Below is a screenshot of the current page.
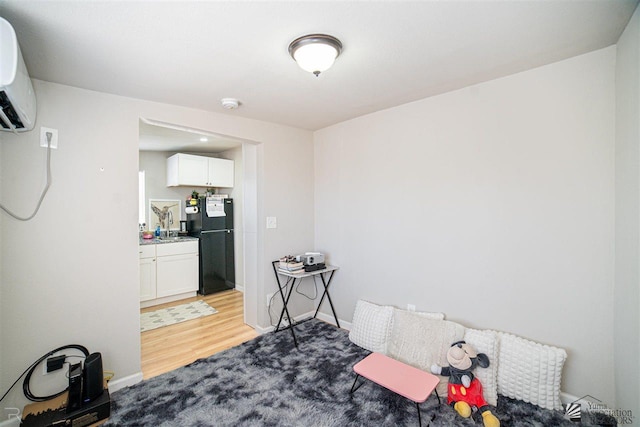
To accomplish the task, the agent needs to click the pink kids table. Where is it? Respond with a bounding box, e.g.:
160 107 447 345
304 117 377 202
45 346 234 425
350 352 441 426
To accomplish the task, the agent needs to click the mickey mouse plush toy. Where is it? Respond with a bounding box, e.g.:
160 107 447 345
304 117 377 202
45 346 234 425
431 341 500 427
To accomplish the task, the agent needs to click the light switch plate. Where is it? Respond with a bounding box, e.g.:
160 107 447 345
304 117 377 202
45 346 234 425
40 127 58 149
266 216 277 229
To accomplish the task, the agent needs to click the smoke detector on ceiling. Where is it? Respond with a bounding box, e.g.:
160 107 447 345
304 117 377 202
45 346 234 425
221 98 240 110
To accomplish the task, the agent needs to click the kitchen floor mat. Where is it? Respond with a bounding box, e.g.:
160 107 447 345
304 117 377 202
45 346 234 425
140 300 218 332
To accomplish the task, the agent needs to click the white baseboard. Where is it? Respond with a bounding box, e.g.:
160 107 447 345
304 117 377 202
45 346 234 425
256 311 350 334
254 324 271 334
235 284 245 293
108 372 143 392
255 312 313 334
315 311 351 331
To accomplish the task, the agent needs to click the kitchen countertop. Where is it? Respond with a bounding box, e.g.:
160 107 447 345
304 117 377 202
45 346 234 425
139 235 199 245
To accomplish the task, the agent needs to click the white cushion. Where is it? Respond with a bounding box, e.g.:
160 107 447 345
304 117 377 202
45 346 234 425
386 310 465 397
348 300 394 353
398 308 445 320
464 328 499 406
496 331 567 411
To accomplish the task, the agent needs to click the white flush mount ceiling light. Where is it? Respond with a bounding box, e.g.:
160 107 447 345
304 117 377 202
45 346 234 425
288 34 342 77
221 98 240 110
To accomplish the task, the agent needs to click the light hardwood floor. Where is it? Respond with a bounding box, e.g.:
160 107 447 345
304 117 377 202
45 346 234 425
140 290 258 379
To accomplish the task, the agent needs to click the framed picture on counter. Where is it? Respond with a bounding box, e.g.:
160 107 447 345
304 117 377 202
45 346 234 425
149 199 181 231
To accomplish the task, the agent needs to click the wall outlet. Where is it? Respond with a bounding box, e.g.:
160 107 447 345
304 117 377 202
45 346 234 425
40 127 58 149
407 304 416 312
266 293 274 307
266 216 277 229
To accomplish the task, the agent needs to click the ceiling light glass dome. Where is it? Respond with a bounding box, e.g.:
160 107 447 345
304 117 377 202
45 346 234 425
288 34 342 76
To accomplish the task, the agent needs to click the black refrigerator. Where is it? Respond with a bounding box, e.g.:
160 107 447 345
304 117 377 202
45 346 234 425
187 197 235 295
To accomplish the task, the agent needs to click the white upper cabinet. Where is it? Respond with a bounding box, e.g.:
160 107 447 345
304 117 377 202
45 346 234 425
167 153 234 188
167 153 208 186
208 157 234 187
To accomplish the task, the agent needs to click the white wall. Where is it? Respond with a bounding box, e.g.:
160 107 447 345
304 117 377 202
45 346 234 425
0 80 314 408
139 151 193 224
314 47 616 403
615 4 640 418
0 82 140 406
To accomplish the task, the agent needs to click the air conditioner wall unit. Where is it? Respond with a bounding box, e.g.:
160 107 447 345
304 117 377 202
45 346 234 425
0 16 36 132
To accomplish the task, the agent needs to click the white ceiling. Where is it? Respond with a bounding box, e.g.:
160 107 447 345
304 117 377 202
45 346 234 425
1 1 638 131
138 119 243 153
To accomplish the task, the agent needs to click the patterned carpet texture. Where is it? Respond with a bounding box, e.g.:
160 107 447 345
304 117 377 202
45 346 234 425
108 319 615 426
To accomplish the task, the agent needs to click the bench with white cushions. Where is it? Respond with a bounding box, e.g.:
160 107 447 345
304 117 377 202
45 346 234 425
348 300 567 412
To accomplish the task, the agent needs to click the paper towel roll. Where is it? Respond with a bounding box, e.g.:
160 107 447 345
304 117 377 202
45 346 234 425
185 206 199 214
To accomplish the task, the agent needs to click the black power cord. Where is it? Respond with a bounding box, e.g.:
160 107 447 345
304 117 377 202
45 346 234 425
0 344 90 404
23 344 90 402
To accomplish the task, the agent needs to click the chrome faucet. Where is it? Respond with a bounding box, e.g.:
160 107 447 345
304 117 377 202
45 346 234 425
166 210 174 237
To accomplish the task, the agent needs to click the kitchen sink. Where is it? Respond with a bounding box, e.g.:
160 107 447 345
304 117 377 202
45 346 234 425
140 235 196 244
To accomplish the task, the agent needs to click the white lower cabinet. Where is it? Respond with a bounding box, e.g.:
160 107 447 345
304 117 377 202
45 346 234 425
139 241 199 305
139 245 157 302
156 253 199 297
139 257 157 302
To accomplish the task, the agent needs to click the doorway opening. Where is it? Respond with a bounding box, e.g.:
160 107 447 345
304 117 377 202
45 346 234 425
137 118 259 378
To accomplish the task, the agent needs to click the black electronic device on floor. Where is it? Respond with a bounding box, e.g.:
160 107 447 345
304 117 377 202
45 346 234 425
66 363 83 413
83 352 104 403
66 351 104 413
23 351 109 426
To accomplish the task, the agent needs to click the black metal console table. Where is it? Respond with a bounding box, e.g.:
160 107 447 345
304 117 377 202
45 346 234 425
271 260 340 347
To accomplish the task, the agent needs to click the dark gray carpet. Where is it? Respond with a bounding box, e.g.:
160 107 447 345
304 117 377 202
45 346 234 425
107 319 615 426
